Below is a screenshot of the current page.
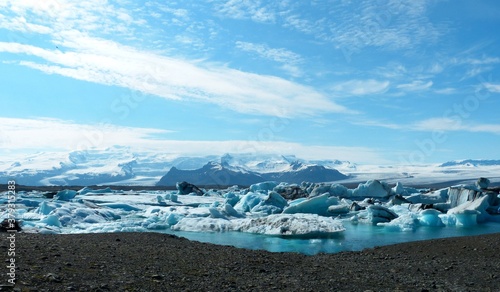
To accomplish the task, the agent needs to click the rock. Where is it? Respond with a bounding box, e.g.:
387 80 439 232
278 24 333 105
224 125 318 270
388 194 410 205
273 184 307 200
476 177 490 189
44 273 62 283
364 205 398 224
350 202 364 211
0 218 22 232
176 181 204 196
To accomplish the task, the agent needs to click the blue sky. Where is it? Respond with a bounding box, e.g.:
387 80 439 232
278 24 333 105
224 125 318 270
0 0 499 165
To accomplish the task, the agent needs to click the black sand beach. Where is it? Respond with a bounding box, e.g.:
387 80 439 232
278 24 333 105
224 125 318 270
2 232 499 291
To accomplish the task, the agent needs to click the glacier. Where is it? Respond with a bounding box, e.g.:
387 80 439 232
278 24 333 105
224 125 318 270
3 148 500 187
2 178 500 255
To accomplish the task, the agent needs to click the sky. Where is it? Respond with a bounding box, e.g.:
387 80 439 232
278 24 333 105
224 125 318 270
0 0 499 165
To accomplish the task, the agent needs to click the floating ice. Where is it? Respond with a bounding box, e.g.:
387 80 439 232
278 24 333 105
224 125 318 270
2 178 499 252
405 188 448 204
418 209 444 227
283 193 339 216
54 189 77 201
171 213 345 237
235 214 345 237
352 180 392 198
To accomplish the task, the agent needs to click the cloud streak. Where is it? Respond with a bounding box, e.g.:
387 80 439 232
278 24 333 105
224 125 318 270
331 79 390 96
412 118 500 135
0 117 385 163
0 2 347 118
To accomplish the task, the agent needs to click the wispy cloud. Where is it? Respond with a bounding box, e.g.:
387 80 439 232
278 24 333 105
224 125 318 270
0 2 348 117
0 117 173 151
235 41 303 76
412 118 500 134
350 119 403 130
235 41 301 64
0 117 385 163
485 83 500 93
214 0 276 23
434 87 457 95
396 80 433 92
330 79 390 96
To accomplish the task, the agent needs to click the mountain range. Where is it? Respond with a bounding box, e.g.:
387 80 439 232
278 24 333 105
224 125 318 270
1 147 498 186
156 160 348 187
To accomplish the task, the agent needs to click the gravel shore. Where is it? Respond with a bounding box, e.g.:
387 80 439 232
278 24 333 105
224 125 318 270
1 232 499 291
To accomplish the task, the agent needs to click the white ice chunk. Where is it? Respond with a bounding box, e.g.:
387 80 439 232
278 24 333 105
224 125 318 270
377 213 418 231
224 192 240 206
283 193 339 216
405 188 448 204
327 204 350 215
164 193 179 203
448 186 480 208
418 209 444 227
233 192 267 213
352 180 391 198
448 195 491 223
97 203 142 211
171 217 232 232
250 181 278 193
329 184 350 198
235 214 345 237
224 203 244 218
357 205 398 224
39 214 62 227
37 201 57 215
250 191 287 215
54 190 77 201
209 207 227 219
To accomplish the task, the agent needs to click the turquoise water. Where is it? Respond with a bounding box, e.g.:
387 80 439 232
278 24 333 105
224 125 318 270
158 222 500 255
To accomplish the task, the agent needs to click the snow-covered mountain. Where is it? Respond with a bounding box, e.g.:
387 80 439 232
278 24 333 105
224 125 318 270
1 147 499 186
156 160 349 186
0 148 352 186
439 159 500 167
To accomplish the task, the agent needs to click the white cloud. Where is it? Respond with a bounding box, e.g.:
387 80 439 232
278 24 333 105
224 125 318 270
0 117 173 151
434 87 457 95
285 1 444 53
215 0 276 23
331 79 390 96
0 1 349 118
412 118 500 134
235 41 302 64
235 41 303 77
484 83 500 93
350 119 403 130
396 80 433 92
0 117 386 164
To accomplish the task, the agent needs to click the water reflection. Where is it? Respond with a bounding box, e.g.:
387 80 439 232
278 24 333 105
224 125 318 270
158 222 500 255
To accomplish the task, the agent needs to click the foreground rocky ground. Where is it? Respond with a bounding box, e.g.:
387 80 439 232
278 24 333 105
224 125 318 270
1 232 499 291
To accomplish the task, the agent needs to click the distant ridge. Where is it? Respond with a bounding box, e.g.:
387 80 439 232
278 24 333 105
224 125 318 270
439 159 500 167
156 161 348 186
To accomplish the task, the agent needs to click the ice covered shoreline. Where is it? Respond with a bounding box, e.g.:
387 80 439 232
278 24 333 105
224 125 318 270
2 177 500 255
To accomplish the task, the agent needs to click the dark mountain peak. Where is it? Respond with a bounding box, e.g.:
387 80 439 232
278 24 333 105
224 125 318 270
289 160 305 170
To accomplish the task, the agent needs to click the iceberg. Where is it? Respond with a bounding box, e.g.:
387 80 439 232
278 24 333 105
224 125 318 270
171 217 232 232
357 205 398 224
3 176 500 255
54 189 77 201
352 180 392 198
283 193 339 216
235 214 345 237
